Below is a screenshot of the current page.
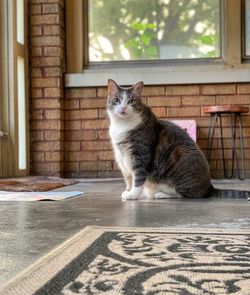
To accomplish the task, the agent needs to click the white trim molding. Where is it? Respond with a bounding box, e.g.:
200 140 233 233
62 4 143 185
65 64 250 87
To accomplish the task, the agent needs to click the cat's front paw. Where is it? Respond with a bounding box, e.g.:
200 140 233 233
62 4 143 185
121 190 139 201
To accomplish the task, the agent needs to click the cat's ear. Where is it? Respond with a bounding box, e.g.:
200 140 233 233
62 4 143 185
132 81 144 97
108 79 119 96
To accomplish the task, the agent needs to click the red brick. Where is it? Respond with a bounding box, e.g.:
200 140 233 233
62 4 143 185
64 162 79 172
81 141 112 151
65 109 98 120
30 68 43 77
31 36 60 46
45 110 61 119
237 84 250 94
42 4 59 14
32 120 62 130
151 107 166 117
32 98 60 109
32 152 45 162
98 109 108 118
44 67 61 77
31 131 44 141
81 119 109 130
43 47 62 57
64 99 79 110
167 107 200 118
32 110 43 120
44 130 61 141
65 130 97 141
98 130 110 140
143 86 165 96
202 84 236 95
29 4 42 15
43 25 60 35
64 142 81 151
31 88 43 98
45 151 61 161
148 96 180 107
31 162 61 176
80 98 106 109
32 57 61 67
66 88 96 98
31 47 42 57
216 95 250 105
65 151 97 161
79 161 113 171
65 120 81 130
32 77 60 88
166 85 200 95
44 87 62 97
33 141 61 151
97 151 114 161
182 96 215 106
97 87 107 97
30 14 59 26
30 26 42 36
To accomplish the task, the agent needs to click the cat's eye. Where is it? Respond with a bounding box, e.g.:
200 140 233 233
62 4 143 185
112 97 120 104
128 98 136 105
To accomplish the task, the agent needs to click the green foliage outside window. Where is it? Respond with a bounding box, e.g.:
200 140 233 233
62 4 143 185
88 0 221 62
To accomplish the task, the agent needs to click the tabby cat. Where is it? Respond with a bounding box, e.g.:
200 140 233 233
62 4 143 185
107 79 249 201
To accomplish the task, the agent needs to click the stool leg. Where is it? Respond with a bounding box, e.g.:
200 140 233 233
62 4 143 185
238 114 245 180
219 114 232 178
206 113 218 163
229 113 237 179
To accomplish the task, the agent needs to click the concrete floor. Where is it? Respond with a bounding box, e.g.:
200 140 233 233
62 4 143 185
0 178 250 285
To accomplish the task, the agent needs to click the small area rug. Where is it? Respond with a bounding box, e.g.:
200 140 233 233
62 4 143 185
1 227 250 295
0 176 78 192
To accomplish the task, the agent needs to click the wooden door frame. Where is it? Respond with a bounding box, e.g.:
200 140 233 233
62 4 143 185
0 0 29 177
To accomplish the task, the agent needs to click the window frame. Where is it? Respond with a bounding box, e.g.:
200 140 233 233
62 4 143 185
243 0 250 59
0 0 29 177
65 0 250 87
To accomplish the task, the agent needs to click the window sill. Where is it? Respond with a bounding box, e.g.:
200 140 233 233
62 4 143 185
65 64 250 87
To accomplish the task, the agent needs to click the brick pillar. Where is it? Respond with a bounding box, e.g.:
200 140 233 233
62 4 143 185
29 0 65 176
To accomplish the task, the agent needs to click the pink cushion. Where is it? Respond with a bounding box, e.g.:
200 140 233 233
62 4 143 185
171 120 197 142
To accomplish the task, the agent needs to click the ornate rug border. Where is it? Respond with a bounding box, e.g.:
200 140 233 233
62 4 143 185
1 226 250 295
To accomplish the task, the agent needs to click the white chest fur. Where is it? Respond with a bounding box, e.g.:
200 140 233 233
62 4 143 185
108 110 142 143
108 111 142 174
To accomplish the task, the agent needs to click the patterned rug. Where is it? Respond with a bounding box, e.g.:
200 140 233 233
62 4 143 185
0 177 77 192
1 227 250 295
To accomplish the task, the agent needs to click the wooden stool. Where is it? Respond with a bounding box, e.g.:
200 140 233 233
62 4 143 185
203 105 249 180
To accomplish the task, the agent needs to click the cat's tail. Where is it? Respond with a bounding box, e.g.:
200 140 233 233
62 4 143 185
209 186 250 200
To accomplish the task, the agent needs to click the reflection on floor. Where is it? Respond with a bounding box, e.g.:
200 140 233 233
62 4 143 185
0 178 250 284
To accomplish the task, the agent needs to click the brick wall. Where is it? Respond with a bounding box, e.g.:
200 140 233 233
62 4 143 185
29 0 65 176
64 84 250 179
28 0 250 179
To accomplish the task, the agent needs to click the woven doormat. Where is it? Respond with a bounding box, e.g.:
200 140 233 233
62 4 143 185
0 177 78 192
1 227 250 295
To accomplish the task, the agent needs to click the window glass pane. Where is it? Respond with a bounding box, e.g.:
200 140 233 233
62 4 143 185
17 0 24 44
17 56 27 170
245 0 250 56
88 0 221 62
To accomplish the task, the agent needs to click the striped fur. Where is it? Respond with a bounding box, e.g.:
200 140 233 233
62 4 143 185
107 80 250 201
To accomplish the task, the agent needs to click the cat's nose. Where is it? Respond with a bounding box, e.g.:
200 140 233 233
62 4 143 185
121 107 126 113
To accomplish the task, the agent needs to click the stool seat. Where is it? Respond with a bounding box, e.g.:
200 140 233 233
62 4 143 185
203 105 249 114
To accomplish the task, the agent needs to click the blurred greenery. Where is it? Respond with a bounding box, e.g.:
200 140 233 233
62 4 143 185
88 0 220 61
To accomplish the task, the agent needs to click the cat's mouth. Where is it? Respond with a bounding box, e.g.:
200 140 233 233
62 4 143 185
116 111 128 118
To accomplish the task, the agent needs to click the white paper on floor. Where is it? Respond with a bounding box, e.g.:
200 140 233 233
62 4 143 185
0 191 84 201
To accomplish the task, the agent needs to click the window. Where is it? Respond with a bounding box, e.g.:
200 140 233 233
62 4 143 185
88 0 221 62
65 0 250 87
0 0 28 176
244 0 250 56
